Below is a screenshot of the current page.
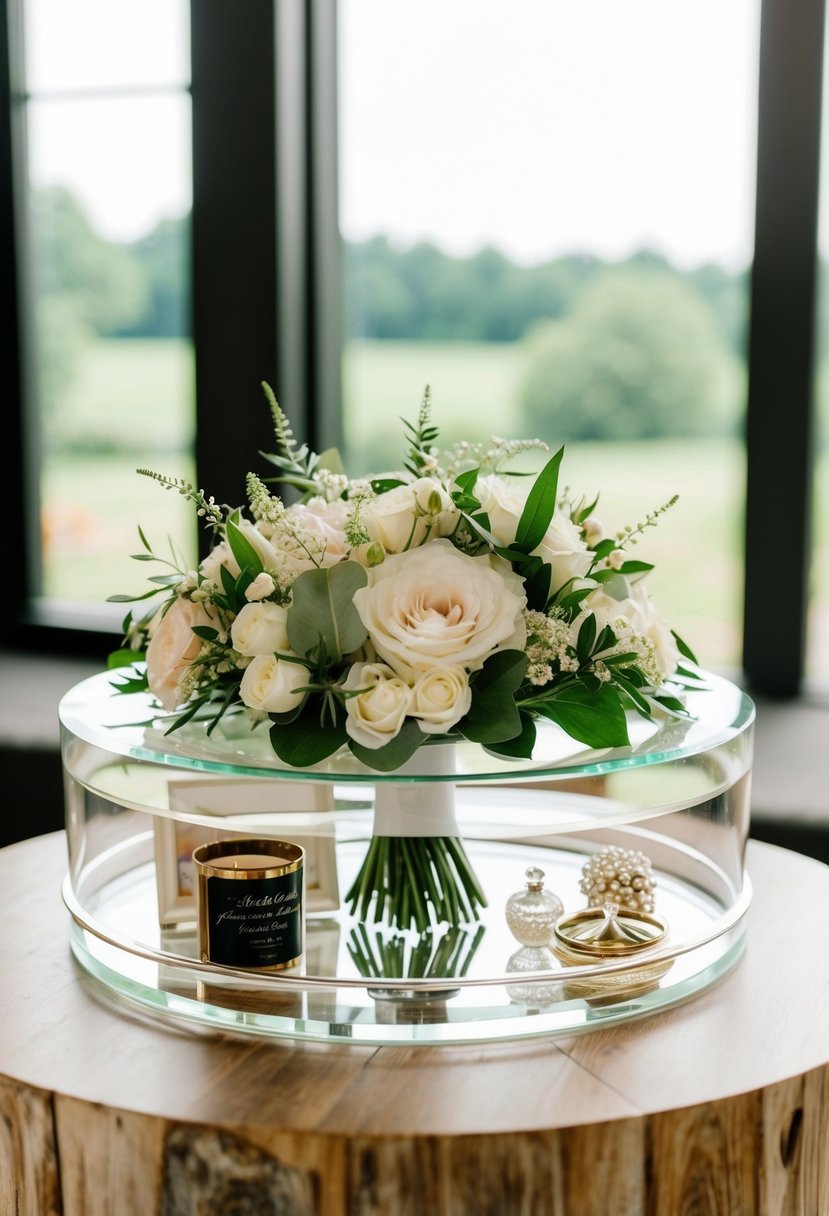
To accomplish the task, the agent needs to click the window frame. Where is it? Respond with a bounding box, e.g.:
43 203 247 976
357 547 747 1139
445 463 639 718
2 0 827 696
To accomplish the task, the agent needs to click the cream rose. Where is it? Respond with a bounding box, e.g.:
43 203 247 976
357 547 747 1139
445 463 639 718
364 478 459 553
532 511 594 595
244 571 276 601
411 666 471 734
230 601 290 657
146 597 214 712
342 662 413 749
352 539 527 681
474 474 525 545
239 654 310 713
283 498 351 568
580 582 679 682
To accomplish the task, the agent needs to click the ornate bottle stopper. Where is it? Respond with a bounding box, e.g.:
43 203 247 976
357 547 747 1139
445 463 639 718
505 866 564 947
579 846 657 914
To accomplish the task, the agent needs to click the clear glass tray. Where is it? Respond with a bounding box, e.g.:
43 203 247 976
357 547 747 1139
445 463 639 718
60 667 754 1045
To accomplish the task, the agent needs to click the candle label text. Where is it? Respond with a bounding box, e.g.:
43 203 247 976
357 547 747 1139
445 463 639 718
205 871 302 968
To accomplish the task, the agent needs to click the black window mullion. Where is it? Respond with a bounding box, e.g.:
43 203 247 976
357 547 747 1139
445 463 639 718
2 0 38 636
190 0 281 521
744 0 826 696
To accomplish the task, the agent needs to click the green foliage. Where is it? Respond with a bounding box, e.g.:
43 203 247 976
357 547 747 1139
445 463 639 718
520 266 740 442
534 682 630 749
287 562 368 663
459 650 528 744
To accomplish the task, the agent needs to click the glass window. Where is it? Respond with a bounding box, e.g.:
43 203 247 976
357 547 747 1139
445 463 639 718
338 0 759 673
18 0 194 611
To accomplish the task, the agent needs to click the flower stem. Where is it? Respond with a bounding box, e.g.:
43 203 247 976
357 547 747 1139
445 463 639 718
345 835 487 929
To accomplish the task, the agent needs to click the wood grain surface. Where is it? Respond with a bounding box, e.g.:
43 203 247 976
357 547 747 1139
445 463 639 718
0 833 828 1214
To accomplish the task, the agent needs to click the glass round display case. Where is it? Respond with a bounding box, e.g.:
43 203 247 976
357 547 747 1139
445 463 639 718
59 667 754 1045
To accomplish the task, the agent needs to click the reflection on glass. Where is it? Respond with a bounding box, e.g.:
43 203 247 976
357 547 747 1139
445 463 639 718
21 4 194 605
338 0 759 672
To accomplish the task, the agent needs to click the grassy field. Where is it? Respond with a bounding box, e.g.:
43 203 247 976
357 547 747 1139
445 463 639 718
39 337 829 675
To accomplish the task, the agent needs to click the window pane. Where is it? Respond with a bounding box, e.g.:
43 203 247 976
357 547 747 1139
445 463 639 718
338 0 758 673
19 7 194 611
25 0 189 93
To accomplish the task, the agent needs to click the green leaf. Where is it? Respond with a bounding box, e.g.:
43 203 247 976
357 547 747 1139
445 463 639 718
107 649 141 670
348 720 424 772
590 538 617 562
613 672 653 717
219 563 237 600
269 707 347 767
672 630 699 665
509 553 551 612
370 477 405 495
484 712 537 760
191 626 219 641
513 447 564 554
453 467 480 496
137 524 153 552
287 561 368 663
226 518 264 577
576 613 597 662
459 650 528 744
575 494 600 524
107 589 162 603
618 560 654 575
535 682 630 748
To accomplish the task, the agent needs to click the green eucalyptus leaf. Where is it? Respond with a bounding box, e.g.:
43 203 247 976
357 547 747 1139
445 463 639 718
513 447 564 554
287 561 368 663
535 682 630 748
348 720 424 772
269 708 347 766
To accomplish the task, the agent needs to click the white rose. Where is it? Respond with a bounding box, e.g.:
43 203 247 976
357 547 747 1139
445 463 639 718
352 538 527 681
146 597 214 712
342 662 413 749
364 478 459 553
474 474 524 545
239 654 310 713
532 511 594 595
231 602 290 656
283 498 351 568
581 582 679 682
244 572 276 601
411 666 471 734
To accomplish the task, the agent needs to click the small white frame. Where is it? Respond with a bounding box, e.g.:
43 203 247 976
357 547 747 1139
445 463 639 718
154 776 338 926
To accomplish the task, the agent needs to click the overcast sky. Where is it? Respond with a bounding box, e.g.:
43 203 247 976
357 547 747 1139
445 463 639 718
25 0 764 269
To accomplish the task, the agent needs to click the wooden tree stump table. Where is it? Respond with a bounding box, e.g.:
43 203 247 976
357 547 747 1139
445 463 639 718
1 832 828 1216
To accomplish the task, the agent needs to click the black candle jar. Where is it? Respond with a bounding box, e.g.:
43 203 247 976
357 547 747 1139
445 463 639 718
193 839 304 971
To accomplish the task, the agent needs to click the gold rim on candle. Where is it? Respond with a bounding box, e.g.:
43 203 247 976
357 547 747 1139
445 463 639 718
193 838 304 880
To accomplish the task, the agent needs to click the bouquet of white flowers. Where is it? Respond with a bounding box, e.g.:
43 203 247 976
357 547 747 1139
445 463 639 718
109 384 696 929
